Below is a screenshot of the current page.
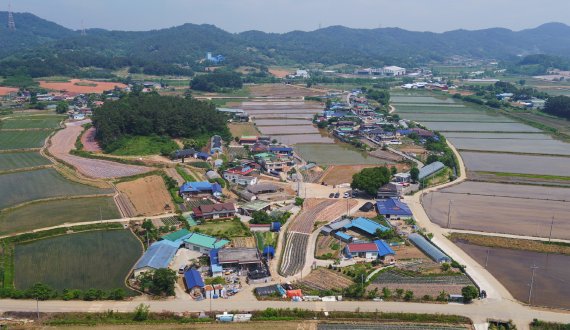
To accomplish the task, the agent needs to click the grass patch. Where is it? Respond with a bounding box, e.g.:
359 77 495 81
0 130 52 150
14 229 142 292
255 231 277 250
449 233 570 256
0 197 120 235
0 151 50 172
191 217 250 240
0 115 64 129
176 166 195 182
108 135 178 156
0 168 113 209
477 171 570 181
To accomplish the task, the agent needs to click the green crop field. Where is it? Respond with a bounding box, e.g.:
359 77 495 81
14 229 142 292
0 152 51 172
0 168 113 209
0 130 52 150
0 197 120 235
109 135 178 156
0 115 64 129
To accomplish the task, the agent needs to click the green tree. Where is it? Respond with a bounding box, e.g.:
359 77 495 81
27 283 55 301
382 287 392 299
133 303 150 321
390 166 397 175
410 167 420 183
404 290 414 301
461 285 479 303
56 101 69 114
395 288 404 299
150 268 178 296
351 166 391 196
294 197 304 206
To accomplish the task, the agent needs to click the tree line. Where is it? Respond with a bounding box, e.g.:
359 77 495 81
92 93 231 152
543 95 570 119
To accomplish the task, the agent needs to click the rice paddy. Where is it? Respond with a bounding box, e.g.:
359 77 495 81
0 197 120 235
0 130 52 150
0 115 64 129
14 229 142 292
0 152 51 171
461 152 570 176
296 143 394 165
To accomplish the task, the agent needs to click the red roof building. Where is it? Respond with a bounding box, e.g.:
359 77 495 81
193 202 236 220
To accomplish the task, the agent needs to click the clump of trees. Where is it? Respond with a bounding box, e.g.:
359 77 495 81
92 93 230 152
0 282 126 301
136 268 178 296
543 95 570 119
190 71 243 92
250 210 291 225
351 166 391 195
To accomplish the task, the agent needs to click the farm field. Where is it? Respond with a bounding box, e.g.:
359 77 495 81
255 231 277 250
424 185 570 239
80 127 102 152
258 125 319 135
250 113 315 119
401 113 516 123
0 86 18 95
14 229 142 292
0 130 52 150
448 136 570 155
247 84 325 98
0 197 120 235
38 79 127 95
456 242 570 310
391 96 456 104
296 143 395 165
368 270 473 297
280 232 309 276
443 132 553 139
321 165 379 186
461 152 570 176
298 267 353 291
189 218 250 238
0 115 64 129
116 175 174 216
438 181 570 200
0 152 50 172
0 168 113 209
419 121 541 132
48 121 151 178
228 123 260 137
254 119 312 126
269 134 334 145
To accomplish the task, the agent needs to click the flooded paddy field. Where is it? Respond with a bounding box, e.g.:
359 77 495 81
421 121 542 132
424 184 570 239
247 84 325 98
296 143 395 165
443 132 552 139
272 134 334 145
449 136 570 155
254 119 312 126
440 181 570 200
403 112 516 123
455 242 570 310
391 95 457 104
461 152 570 176
251 113 314 119
258 125 319 135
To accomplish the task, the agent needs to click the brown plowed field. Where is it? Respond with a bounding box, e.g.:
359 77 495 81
248 84 325 98
0 86 18 95
48 121 151 178
80 127 102 152
116 175 173 216
39 79 127 95
299 268 353 291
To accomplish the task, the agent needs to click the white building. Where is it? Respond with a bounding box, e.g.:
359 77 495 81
383 66 406 76
223 172 258 186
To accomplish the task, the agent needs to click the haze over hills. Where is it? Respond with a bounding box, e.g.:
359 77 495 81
1 11 570 77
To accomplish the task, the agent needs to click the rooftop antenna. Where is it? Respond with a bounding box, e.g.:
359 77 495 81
7 1 16 31
80 19 86 36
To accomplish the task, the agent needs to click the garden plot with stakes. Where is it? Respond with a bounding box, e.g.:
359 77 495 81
0 197 120 235
298 267 353 291
14 229 142 293
368 269 474 297
0 168 113 209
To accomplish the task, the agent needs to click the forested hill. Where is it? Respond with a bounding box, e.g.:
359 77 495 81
2 11 570 76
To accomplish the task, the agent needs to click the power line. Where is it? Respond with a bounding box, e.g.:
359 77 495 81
7 1 16 31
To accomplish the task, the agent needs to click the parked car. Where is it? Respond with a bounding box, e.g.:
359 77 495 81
329 193 335 198
334 192 340 198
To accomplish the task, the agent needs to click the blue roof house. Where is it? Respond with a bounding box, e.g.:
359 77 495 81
179 181 222 198
183 268 205 295
343 217 390 236
133 240 179 276
376 198 413 219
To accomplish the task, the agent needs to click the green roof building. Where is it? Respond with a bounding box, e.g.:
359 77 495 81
160 229 192 245
184 233 229 253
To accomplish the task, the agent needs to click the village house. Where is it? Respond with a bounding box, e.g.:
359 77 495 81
344 240 396 264
179 181 222 198
376 198 413 220
192 202 237 220
223 165 258 186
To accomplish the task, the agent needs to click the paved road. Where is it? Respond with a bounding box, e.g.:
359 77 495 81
447 229 570 244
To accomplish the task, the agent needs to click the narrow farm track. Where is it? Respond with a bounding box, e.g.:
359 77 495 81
114 192 137 218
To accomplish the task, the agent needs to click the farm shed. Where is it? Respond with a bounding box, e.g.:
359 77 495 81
205 170 221 180
160 229 192 246
263 246 275 258
359 202 375 212
209 249 223 277
235 189 257 202
270 222 281 232
173 149 196 161
408 233 451 263
184 233 229 253
377 182 403 199
321 218 351 236
247 183 281 195
218 247 262 268
419 161 445 180
183 268 205 296
376 198 413 219
343 217 390 236
255 284 284 297
133 240 179 276
333 231 353 243
239 200 271 216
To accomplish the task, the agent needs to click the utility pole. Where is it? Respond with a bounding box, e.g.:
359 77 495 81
446 200 453 229
528 264 539 305
548 216 555 243
485 249 490 268
36 298 39 320
7 1 16 31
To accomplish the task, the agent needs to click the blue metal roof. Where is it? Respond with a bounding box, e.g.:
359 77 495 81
408 233 450 263
269 146 293 152
180 181 220 194
335 232 353 240
374 240 395 257
209 249 223 274
263 246 275 256
134 240 178 271
344 217 390 235
184 268 205 289
376 198 413 216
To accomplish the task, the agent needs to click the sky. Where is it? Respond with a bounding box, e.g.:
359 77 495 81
10 0 570 33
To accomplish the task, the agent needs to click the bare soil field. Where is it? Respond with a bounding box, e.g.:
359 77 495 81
298 267 353 291
80 127 102 152
468 171 570 187
38 79 127 95
49 121 151 178
456 242 570 310
116 175 173 216
296 144 396 166
268 67 293 78
450 233 570 256
424 187 570 239
321 165 378 185
460 152 570 176
258 125 319 135
248 84 325 98
369 270 473 297
315 235 343 258
0 86 18 95
289 199 357 234
228 123 260 137
369 149 405 162
230 236 256 248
